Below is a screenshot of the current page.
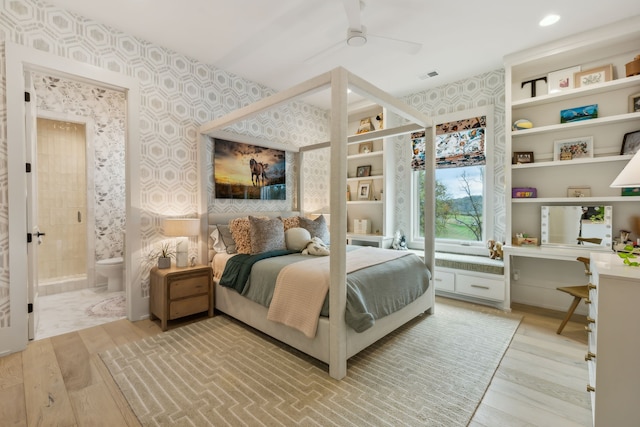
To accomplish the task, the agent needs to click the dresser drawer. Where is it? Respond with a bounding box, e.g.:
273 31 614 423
456 273 504 301
170 275 209 299
433 270 455 292
169 294 209 319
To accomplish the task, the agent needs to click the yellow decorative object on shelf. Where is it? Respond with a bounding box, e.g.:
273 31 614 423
512 119 533 131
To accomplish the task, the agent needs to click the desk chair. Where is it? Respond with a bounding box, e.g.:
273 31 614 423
556 256 592 334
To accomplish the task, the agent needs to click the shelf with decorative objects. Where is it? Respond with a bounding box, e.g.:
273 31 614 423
503 16 640 318
345 104 395 247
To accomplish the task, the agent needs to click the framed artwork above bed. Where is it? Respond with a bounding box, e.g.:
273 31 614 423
213 138 286 200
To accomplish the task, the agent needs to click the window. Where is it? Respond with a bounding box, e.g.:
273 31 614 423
410 106 494 254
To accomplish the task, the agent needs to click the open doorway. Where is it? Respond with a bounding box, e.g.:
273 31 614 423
34 116 126 339
4 42 143 356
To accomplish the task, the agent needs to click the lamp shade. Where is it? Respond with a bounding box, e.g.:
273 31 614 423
610 151 640 188
163 218 200 236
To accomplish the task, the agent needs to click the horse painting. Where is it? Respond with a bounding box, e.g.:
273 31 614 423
249 158 268 186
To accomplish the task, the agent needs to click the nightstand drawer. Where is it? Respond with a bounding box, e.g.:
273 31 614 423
169 294 209 319
170 276 209 299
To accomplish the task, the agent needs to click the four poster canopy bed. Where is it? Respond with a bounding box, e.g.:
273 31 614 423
198 67 436 380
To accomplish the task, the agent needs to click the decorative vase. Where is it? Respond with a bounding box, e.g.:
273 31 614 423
157 256 171 269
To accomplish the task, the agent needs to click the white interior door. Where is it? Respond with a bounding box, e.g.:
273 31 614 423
25 72 40 340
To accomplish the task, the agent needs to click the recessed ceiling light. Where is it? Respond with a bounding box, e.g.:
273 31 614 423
539 14 560 27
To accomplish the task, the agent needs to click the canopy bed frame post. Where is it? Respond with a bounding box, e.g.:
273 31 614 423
328 68 349 380
423 129 436 304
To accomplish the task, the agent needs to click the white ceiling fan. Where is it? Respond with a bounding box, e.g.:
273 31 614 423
305 0 422 63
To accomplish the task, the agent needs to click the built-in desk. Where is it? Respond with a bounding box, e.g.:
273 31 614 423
503 244 612 312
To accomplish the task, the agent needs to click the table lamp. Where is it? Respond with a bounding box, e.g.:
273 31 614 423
610 151 640 188
164 218 200 268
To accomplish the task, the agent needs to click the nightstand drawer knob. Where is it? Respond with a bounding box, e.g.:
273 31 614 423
586 316 596 324
587 385 595 393
585 326 591 333
587 283 596 290
585 352 596 361
585 298 592 304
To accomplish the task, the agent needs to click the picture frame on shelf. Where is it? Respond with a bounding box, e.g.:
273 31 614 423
356 165 371 177
553 136 594 161
357 180 373 200
621 187 640 197
358 141 373 154
513 151 534 164
560 104 598 123
356 117 375 134
547 66 581 94
567 186 591 197
620 130 640 155
629 92 640 113
574 64 613 88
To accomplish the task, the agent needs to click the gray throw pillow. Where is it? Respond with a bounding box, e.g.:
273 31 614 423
216 224 237 254
298 215 330 245
248 216 286 254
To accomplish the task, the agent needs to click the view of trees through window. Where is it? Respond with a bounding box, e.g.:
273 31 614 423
416 165 484 241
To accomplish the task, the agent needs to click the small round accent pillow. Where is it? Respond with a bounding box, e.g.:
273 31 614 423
285 227 311 251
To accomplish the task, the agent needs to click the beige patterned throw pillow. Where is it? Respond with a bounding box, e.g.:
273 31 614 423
279 216 300 231
229 217 253 254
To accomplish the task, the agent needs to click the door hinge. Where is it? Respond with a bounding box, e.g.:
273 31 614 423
25 91 30 102
26 163 31 173
28 303 33 313
27 233 32 243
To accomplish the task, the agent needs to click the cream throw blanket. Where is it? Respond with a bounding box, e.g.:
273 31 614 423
266 247 412 338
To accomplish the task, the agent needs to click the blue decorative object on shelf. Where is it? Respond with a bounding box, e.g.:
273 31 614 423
560 104 598 123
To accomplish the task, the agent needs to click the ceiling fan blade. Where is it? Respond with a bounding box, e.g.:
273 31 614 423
342 0 362 30
303 39 346 64
367 34 422 55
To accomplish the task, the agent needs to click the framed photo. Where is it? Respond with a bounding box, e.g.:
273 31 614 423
560 104 598 123
356 165 371 177
356 117 375 134
553 136 594 161
213 138 286 199
357 180 373 200
574 65 613 88
621 130 640 155
513 151 534 164
629 92 640 113
567 186 591 197
547 66 581 94
358 141 373 154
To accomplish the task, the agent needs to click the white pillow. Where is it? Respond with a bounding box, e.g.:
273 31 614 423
210 226 227 253
285 227 311 251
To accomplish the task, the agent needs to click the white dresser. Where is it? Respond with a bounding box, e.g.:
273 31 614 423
588 252 640 426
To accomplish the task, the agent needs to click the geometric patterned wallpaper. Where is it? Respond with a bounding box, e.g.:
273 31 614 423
0 0 330 323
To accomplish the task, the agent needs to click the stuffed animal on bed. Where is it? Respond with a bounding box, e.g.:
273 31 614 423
302 237 330 256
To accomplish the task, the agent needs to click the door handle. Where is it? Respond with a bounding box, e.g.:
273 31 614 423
78 211 82 223
35 231 45 237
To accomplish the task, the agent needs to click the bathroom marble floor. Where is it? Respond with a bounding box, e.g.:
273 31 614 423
35 286 126 340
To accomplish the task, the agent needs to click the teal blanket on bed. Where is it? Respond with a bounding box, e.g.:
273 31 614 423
218 249 297 293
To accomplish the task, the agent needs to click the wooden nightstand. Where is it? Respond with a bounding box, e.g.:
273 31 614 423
149 264 213 331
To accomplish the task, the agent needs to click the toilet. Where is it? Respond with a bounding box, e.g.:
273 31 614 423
96 257 124 292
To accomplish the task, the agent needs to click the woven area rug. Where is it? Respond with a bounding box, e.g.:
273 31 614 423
100 300 521 426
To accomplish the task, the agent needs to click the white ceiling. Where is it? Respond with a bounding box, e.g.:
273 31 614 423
46 0 640 109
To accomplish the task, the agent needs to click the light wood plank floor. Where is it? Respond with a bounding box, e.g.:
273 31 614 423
0 297 591 426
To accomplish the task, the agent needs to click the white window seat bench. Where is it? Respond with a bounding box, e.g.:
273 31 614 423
410 250 507 310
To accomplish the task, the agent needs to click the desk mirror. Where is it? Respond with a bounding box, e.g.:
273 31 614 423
541 205 612 249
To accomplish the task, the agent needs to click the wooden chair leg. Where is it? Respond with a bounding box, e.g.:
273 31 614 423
557 296 582 334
